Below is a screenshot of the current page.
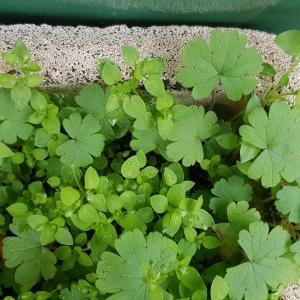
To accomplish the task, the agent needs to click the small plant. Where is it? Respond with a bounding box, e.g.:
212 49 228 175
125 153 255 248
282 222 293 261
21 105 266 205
0 29 300 300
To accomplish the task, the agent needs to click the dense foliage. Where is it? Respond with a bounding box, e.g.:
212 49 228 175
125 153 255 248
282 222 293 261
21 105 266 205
0 29 300 300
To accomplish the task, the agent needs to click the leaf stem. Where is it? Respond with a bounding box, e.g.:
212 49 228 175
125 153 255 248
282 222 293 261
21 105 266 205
264 91 299 103
229 111 244 122
71 166 85 194
133 88 141 97
209 89 216 111
261 196 275 205
263 58 300 103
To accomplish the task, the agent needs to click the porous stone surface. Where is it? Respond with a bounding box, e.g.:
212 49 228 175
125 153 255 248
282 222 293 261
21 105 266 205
0 24 299 299
282 285 300 300
0 24 300 93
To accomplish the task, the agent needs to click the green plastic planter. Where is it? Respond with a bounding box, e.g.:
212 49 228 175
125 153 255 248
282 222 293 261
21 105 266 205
0 0 300 33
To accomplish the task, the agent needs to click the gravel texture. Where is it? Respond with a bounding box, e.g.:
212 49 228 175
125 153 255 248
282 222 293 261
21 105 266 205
0 24 300 299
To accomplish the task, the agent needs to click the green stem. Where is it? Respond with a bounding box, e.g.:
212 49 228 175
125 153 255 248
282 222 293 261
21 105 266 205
133 88 141 97
229 111 244 122
261 196 275 205
265 91 299 103
264 59 300 102
209 89 216 111
72 166 85 194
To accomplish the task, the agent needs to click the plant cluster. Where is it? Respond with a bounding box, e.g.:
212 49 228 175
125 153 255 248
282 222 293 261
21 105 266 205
0 29 300 300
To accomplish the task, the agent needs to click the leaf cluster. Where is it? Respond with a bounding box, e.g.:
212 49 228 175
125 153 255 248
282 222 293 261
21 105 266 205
1 29 300 300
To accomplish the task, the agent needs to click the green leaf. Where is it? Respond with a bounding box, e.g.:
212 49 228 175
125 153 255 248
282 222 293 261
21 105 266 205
107 195 123 214
85 166 99 190
144 75 165 97
156 92 174 111
243 95 262 123
11 84 32 108
163 167 177 186
78 204 99 225
12 39 30 63
6 203 28 218
192 209 215 230
211 276 229 300
42 115 60 134
290 241 300 265
177 266 207 299
98 59 122 85
157 117 173 140
178 29 262 101
24 75 42 88
141 166 158 179
60 284 89 300
167 183 186 207
75 84 106 120
40 226 56 246
275 30 300 56
56 113 105 167
3 229 57 288
215 133 239 150
60 186 80 206
120 191 136 210
296 91 300 107
121 155 141 179
55 227 74 245
150 195 168 213
163 211 182 237
96 230 177 299
2 52 18 67
141 57 164 76
89 193 107 212
33 148 48 160
214 201 261 248
35 128 50 147
260 63 276 78
0 74 17 88
276 186 300 223
78 251 93 267
225 222 294 300
22 62 41 72
209 176 253 219
0 89 33 144
123 95 147 119
131 125 166 154
47 176 60 188
90 223 117 260
240 102 300 187
122 45 140 67
106 93 123 112
0 142 13 158
167 105 219 166
27 215 48 230
30 90 47 111
203 236 221 249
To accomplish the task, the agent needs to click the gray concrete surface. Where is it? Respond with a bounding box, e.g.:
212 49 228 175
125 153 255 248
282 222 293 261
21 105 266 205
0 24 299 92
0 24 299 299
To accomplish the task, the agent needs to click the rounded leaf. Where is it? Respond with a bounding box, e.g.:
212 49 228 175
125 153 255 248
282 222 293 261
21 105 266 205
123 95 146 119
6 203 28 218
85 166 99 190
144 75 165 97
55 227 74 246
211 276 229 300
60 186 80 206
150 195 168 213
122 45 140 67
121 156 141 179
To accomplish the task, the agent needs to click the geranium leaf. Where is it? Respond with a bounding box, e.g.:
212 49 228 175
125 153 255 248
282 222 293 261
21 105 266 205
178 29 263 101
